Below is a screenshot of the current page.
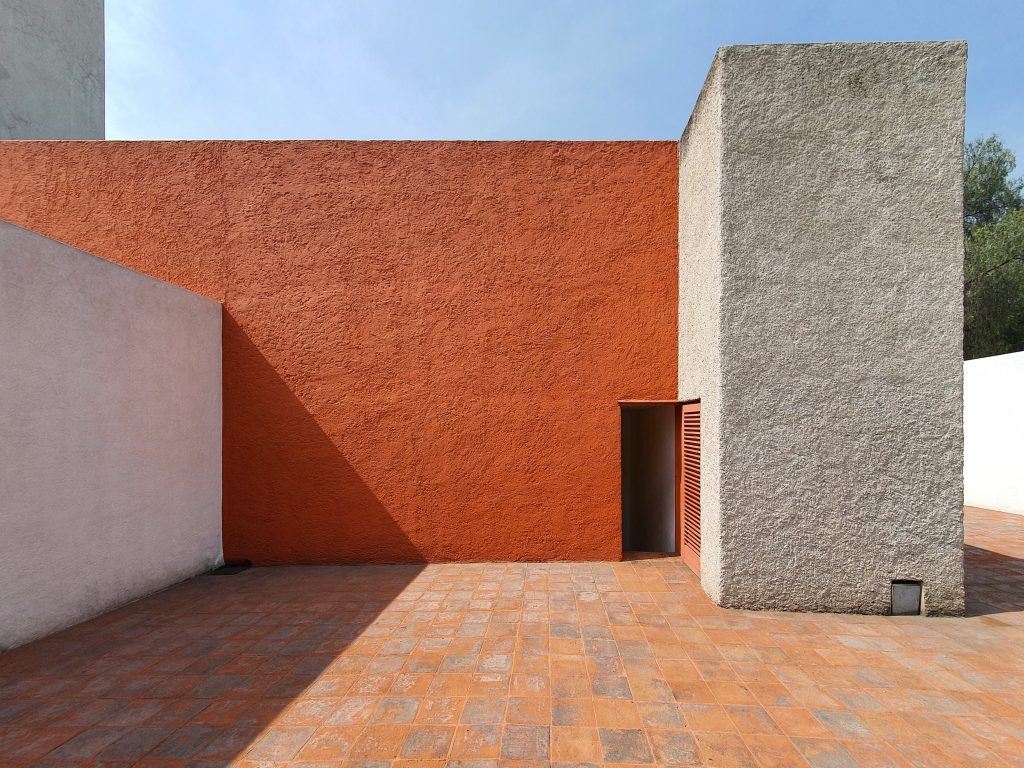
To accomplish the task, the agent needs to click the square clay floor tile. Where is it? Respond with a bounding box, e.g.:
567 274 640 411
726 705 784 735
326 697 379 726
637 701 686 730
647 728 701 764
592 675 633 699
451 723 502 759
350 724 414 759
45 726 128 760
813 709 875 740
373 696 421 724
551 674 591 698
501 725 550 760
99 726 178 760
694 731 759 767
507 696 551 725
294 725 363 761
280 697 338 725
0 727 81 761
245 725 316 760
741 733 811 768
416 697 464 724
189 725 266 761
550 725 603 763
594 699 643 728
552 698 597 727
791 737 860 768
769 707 832 739
840 739 915 767
462 697 507 724
680 703 737 732
400 724 456 759
599 727 655 763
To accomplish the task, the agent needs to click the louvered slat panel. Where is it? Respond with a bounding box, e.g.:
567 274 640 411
680 403 701 575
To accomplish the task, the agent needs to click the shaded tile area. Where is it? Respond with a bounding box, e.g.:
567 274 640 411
965 505 1024 618
0 507 1022 766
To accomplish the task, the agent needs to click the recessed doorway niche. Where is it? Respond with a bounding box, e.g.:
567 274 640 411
620 403 677 555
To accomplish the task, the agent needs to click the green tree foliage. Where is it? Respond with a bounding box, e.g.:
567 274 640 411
964 135 1024 359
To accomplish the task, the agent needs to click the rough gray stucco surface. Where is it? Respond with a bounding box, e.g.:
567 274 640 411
0 221 221 650
680 42 966 615
678 58 724 602
0 0 104 139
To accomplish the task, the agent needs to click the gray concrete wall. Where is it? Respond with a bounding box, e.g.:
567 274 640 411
0 221 221 650
0 0 104 139
679 58 724 601
679 42 966 615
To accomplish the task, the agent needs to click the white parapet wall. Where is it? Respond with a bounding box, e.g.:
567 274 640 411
679 42 967 615
0 221 222 650
964 351 1024 515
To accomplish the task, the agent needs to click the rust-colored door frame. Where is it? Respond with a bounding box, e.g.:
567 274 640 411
673 405 682 558
619 399 693 563
679 401 701 575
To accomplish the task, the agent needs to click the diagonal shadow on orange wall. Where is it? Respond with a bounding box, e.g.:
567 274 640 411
221 311 423 565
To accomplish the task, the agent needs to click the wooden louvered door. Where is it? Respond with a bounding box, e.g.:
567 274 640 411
680 402 701 574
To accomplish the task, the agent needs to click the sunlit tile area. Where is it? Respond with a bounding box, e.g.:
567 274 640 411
1 507 1022 767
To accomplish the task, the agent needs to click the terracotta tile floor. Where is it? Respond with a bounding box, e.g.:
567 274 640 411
2 507 1024 767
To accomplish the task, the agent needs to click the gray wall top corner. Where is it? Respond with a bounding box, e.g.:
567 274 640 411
678 40 967 616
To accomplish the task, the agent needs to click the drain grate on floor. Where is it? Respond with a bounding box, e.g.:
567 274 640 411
891 579 923 615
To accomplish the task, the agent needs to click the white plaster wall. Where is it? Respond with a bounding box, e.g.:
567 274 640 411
0 0 104 139
964 351 1024 515
680 42 966 615
0 221 221 650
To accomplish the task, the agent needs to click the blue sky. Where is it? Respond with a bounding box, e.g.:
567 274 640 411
107 0 1022 164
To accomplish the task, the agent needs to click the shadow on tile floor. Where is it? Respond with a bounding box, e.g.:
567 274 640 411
0 564 424 765
2 508 1024 766
964 544 1024 618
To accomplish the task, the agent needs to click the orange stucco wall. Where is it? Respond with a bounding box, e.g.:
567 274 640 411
0 141 678 563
